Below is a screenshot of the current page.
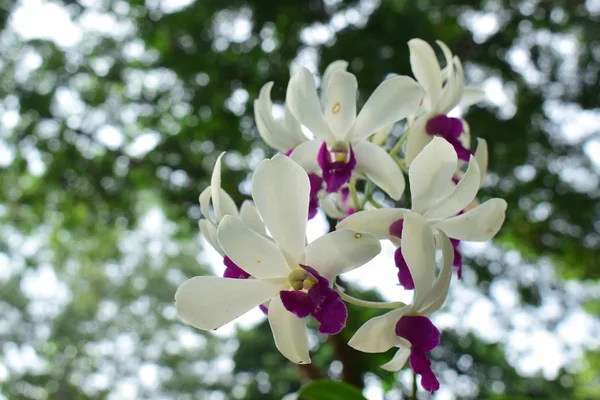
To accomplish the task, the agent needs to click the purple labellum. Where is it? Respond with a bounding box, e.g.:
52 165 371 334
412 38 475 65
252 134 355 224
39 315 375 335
340 187 350 205
308 173 324 220
223 256 250 279
396 315 441 393
450 238 463 279
394 247 414 290
280 264 348 335
426 115 473 162
317 142 357 193
389 218 404 238
259 304 268 315
284 147 295 157
409 347 440 393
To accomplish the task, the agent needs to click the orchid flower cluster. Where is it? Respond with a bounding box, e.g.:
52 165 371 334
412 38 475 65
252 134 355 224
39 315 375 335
175 39 508 393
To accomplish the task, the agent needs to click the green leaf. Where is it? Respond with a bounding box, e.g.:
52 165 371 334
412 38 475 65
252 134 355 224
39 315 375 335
298 380 367 400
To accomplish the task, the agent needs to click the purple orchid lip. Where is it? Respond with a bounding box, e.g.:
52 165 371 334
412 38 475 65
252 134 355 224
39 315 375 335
317 142 357 194
450 238 463 279
394 247 415 290
396 315 441 393
389 218 404 238
223 256 250 279
426 115 473 162
279 264 348 335
308 173 323 220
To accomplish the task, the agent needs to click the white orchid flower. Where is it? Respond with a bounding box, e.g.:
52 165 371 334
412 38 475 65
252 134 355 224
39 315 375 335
176 155 381 364
405 39 486 164
348 212 454 393
285 63 423 200
338 137 507 284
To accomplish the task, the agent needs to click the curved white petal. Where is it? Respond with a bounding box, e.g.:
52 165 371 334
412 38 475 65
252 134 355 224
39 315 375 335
353 141 406 200
474 138 488 185
336 208 408 240
240 200 266 236
268 295 311 364
401 213 436 310
435 40 456 114
286 67 335 142
408 39 442 111
211 153 239 222
370 124 393 146
319 193 346 219
255 82 294 152
305 229 381 282
424 156 481 221
404 115 432 165
348 307 408 353
321 60 349 104
217 216 290 278
282 102 309 146
419 231 454 315
439 56 465 115
431 198 507 242
460 87 486 108
289 139 321 173
409 137 457 213
199 219 223 255
347 75 423 142
322 71 357 138
252 155 309 262
381 346 411 372
199 187 212 221
175 276 285 331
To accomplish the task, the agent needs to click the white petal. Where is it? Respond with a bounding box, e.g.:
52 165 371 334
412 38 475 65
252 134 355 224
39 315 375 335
370 124 393 146
424 156 481 220
474 138 488 185
336 208 408 240
268 296 311 364
460 87 486 108
419 231 454 315
254 82 293 152
381 346 411 372
440 56 465 115
175 276 285 331
240 200 266 236
305 229 381 282
348 307 408 353
408 39 442 111
286 67 335 142
404 115 432 165
211 153 239 222
409 137 457 213
217 216 291 278
347 75 423 142
252 155 309 262
282 102 309 145
289 139 321 173
319 193 346 219
353 141 406 200
199 219 223 255
199 187 212 221
321 60 349 104
401 213 436 310
431 198 507 241
322 71 357 138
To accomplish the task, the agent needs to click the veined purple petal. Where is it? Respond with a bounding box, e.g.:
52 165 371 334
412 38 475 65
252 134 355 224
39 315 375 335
409 348 440 393
280 264 348 335
223 256 250 279
389 218 404 238
308 173 323 220
394 247 415 290
426 115 463 140
280 290 312 318
395 315 440 352
426 115 473 162
317 142 356 193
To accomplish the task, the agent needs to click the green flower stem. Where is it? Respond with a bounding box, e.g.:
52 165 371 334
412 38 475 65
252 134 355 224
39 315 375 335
389 131 409 157
348 179 361 211
337 288 406 309
368 197 384 209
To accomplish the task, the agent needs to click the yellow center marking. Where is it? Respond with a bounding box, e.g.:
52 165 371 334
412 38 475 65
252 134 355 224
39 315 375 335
354 233 362 239
257 259 262 264
332 102 341 114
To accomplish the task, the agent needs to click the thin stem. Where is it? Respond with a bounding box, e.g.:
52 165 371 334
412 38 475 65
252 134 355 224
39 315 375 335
359 179 374 209
337 288 406 309
368 197 384 209
411 371 418 400
389 132 409 157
